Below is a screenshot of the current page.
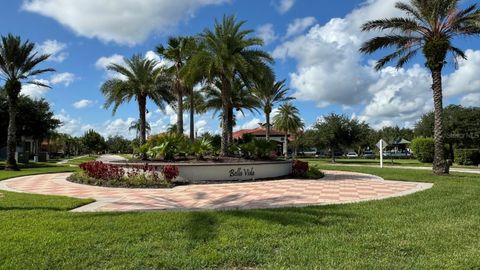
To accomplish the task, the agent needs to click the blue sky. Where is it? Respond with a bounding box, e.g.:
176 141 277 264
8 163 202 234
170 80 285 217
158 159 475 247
1 0 480 139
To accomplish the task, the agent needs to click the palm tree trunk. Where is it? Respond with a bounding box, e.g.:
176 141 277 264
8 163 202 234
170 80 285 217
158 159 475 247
220 76 231 156
5 92 19 171
284 133 288 159
431 68 448 174
138 96 147 160
265 112 270 140
176 86 184 135
189 88 195 141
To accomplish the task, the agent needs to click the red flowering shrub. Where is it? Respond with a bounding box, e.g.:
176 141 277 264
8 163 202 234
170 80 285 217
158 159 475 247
79 161 124 181
292 160 309 177
162 165 179 182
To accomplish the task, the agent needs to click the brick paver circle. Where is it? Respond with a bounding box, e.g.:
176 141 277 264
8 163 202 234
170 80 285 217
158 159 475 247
0 171 432 212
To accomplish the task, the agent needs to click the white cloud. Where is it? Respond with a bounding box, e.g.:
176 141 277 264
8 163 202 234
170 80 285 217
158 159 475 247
257 24 278 45
54 109 91 136
460 93 480 107
73 99 93 109
95 54 125 70
50 72 76 86
445 49 480 97
285 17 316 38
359 65 433 129
37 39 68 62
103 117 136 138
195 119 208 133
272 0 295 14
236 117 261 131
21 79 51 99
23 0 229 45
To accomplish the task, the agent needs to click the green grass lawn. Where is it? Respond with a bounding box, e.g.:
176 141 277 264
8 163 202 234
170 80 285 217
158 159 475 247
0 163 479 269
61 155 98 166
301 157 479 169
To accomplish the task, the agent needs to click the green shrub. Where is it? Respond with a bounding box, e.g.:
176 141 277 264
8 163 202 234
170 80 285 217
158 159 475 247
147 133 189 160
454 149 480 166
306 165 325 179
411 137 435 163
190 138 213 159
239 139 277 160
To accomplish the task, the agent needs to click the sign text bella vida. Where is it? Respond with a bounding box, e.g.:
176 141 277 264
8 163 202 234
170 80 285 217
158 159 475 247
229 167 255 177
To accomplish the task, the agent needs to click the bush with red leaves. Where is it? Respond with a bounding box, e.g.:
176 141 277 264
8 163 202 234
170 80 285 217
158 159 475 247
292 160 309 177
79 161 124 181
162 165 179 182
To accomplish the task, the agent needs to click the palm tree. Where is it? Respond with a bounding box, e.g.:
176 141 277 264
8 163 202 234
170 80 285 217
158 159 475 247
185 15 274 156
359 0 480 175
101 55 172 159
273 103 304 159
0 34 54 170
129 119 151 139
183 88 208 140
253 79 294 140
156 36 197 135
204 78 260 141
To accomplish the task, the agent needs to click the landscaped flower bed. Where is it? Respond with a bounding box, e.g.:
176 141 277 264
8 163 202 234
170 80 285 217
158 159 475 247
68 161 179 188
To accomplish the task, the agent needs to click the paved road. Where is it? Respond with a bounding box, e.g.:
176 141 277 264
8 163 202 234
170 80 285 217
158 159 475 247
95 154 127 163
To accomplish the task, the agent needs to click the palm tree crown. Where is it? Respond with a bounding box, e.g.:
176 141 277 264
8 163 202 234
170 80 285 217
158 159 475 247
273 102 303 158
101 55 172 158
253 79 294 140
359 0 480 175
0 34 54 170
185 15 274 155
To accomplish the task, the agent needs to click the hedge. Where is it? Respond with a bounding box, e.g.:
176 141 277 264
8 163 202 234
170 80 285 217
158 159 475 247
454 149 480 166
411 137 435 163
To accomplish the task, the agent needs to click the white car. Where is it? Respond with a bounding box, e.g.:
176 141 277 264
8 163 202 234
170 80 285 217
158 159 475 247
346 152 358 158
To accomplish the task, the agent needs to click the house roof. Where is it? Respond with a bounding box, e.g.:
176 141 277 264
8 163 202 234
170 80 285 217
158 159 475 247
232 127 286 139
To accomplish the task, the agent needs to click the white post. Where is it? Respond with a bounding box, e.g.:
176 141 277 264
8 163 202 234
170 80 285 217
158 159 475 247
380 140 383 168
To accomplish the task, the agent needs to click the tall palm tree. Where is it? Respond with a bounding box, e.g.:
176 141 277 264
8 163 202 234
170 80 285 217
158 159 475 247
204 78 260 141
273 103 304 159
101 55 172 159
156 36 197 135
0 34 54 170
253 79 294 140
183 88 208 140
359 0 480 175
185 15 274 156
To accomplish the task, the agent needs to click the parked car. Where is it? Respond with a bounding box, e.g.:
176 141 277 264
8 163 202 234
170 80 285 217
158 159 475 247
346 152 358 158
362 151 375 158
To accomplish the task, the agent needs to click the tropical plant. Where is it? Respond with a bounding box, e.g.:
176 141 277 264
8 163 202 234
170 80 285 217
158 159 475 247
204 77 260 142
185 15 274 156
253 79 294 140
156 36 197 135
147 133 189 161
359 0 480 174
190 137 213 160
272 103 304 159
101 54 172 159
0 34 54 170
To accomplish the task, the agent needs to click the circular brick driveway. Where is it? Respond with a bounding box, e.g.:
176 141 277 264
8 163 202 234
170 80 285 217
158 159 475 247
0 171 432 212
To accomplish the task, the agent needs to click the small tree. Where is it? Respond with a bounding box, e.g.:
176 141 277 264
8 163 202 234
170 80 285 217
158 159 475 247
314 113 367 163
82 130 106 154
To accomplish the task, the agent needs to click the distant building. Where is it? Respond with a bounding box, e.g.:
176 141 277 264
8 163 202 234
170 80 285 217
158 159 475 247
232 126 290 154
